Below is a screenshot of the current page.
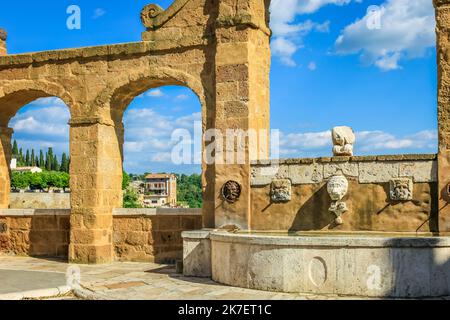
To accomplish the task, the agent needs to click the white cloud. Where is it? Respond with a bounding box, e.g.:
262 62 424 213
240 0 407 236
147 88 164 97
30 97 66 107
10 105 69 137
278 129 437 157
175 94 189 101
92 8 106 19
270 0 356 66
335 0 435 71
9 100 70 158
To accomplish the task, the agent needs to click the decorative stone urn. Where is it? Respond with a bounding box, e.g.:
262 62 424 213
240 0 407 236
332 126 355 156
327 175 349 225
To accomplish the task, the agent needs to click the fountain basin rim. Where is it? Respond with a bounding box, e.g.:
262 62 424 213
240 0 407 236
209 231 450 248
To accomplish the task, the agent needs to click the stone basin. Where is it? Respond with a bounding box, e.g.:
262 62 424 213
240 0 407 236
183 230 450 298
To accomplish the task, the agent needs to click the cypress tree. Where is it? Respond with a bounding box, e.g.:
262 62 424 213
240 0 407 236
53 154 60 172
39 150 45 168
18 148 24 166
60 153 69 173
25 150 30 166
12 140 19 156
45 148 54 171
31 149 36 166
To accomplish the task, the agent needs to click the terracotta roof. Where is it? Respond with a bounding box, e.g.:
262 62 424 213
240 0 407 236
145 173 175 179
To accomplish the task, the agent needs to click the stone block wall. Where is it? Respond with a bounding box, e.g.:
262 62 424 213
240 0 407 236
113 209 202 263
0 208 202 262
0 209 70 257
250 155 439 232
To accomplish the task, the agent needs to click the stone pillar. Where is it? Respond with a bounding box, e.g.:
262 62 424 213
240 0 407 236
68 117 123 264
210 0 271 229
0 28 7 56
435 0 450 232
0 127 13 208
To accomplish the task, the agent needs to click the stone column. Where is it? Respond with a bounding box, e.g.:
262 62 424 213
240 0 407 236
435 0 450 232
68 117 123 264
210 0 271 229
0 127 13 208
0 28 6 56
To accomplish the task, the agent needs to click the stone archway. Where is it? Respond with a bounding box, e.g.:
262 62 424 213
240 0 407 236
0 81 75 210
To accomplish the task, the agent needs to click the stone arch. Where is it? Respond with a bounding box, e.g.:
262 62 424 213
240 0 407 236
95 66 210 209
0 80 75 126
0 80 74 209
96 67 208 125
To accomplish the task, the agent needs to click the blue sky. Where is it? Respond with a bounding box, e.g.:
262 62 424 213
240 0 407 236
1 0 438 174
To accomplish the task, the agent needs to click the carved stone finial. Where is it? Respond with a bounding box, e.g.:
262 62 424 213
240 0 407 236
332 126 355 157
141 4 164 28
0 28 7 41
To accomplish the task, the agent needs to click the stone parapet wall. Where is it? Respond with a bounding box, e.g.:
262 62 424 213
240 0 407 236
9 192 71 209
0 209 70 257
250 155 439 232
0 208 202 262
113 208 202 263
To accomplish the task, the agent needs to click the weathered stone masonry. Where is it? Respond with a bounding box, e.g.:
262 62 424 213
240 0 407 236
0 0 271 263
435 0 450 232
1 0 450 265
0 209 202 263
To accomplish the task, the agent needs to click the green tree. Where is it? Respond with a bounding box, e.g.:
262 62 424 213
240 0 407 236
45 171 58 191
29 172 47 191
57 172 70 191
12 140 19 156
25 150 30 166
18 148 24 166
176 173 202 208
52 155 60 172
39 150 45 168
60 153 69 173
45 148 54 171
11 172 29 191
122 171 131 190
30 149 36 166
123 189 141 208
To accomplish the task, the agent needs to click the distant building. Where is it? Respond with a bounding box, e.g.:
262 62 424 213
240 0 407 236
143 173 177 207
10 158 43 173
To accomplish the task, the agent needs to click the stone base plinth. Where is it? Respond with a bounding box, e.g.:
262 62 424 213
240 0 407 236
69 244 113 264
182 230 212 277
209 232 450 298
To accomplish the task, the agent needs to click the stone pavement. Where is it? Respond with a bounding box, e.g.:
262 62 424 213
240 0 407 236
0 256 362 300
0 269 66 295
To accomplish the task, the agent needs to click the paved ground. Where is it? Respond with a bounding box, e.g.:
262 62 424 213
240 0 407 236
0 269 66 295
0 256 344 300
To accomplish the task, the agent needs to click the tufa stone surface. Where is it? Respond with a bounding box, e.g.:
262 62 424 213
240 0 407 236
0 0 272 263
